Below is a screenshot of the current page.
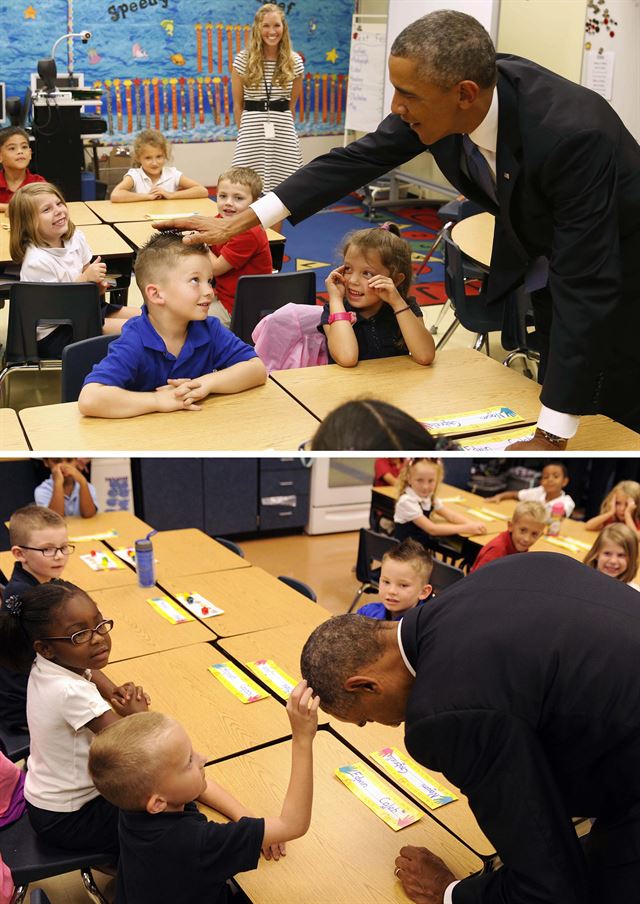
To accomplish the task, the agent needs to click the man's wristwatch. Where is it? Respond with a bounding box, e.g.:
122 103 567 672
535 427 567 447
327 311 357 325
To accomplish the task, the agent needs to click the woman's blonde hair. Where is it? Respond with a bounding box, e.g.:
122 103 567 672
243 3 295 89
341 223 413 300
600 480 640 519
9 182 75 264
397 458 444 498
132 129 171 164
583 522 639 584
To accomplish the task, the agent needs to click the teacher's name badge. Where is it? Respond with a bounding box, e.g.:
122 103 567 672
80 550 124 572
176 592 224 619
422 406 524 436
335 763 421 831
246 659 297 699
208 662 269 704
371 747 458 810
146 596 195 625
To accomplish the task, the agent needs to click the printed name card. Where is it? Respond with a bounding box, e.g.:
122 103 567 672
208 662 269 704
370 747 458 810
175 592 224 619
146 596 195 625
459 506 496 523
80 551 124 571
113 546 137 564
456 425 536 451
335 763 421 831
422 406 525 436
543 535 584 553
246 659 297 699
69 529 119 542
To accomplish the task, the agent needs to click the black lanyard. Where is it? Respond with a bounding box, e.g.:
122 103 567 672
262 70 273 111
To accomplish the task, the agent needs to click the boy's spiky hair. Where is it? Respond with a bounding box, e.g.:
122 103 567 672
134 230 210 293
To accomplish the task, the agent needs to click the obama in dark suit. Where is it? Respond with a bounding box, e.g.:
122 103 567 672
160 11 640 450
301 553 640 904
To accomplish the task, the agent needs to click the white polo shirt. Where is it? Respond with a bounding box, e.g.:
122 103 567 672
25 654 111 812
394 486 443 524
126 165 182 194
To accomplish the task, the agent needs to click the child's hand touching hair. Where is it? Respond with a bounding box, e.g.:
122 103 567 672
367 274 405 310
325 266 347 305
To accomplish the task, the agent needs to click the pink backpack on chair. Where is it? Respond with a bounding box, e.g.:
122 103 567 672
251 303 329 373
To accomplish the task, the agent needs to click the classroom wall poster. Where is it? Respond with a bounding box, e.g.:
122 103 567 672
3 0 352 143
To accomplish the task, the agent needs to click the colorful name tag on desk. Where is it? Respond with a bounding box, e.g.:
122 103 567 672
456 425 536 451
423 406 525 436
146 596 194 625
176 592 224 619
544 535 586 553
371 747 458 810
335 763 421 831
80 551 124 571
69 529 119 542
113 546 137 564
208 662 269 704
246 659 297 699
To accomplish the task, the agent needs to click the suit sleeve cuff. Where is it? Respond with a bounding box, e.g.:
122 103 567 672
537 406 579 439
445 880 461 903
251 193 291 229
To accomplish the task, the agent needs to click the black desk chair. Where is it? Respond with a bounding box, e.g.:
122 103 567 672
214 536 245 558
230 271 317 345
0 813 111 904
430 558 466 595
501 285 540 380
277 576 317 602
61 334 118 402
348 529 400 613
435 230 504 354
0 282 102 403
0 723 30 763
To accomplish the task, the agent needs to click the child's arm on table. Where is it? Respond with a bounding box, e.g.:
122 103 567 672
261 680 320 848
411 513 487 538
78 382 204 417
323 266 359 367
165 357 267 403
198 779 286 861
86 682 150 732
369 276 435 366
110 175 152 202
584 504 615 531
485 491 518 503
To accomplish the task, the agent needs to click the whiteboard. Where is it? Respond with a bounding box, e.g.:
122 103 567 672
383 0 500 116
345 18 388 133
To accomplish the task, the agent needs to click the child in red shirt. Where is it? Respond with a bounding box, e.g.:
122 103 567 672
209 166 272 325
471 500 546 572
0 127 45 212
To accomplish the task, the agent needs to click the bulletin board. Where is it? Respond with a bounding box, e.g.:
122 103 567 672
2 0 352 143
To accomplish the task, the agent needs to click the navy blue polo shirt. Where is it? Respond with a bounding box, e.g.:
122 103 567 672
319 296 423 363
83 306 258 391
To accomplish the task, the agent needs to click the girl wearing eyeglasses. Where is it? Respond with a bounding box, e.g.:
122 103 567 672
0 581 149 859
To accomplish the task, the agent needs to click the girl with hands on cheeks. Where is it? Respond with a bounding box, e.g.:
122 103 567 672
321 222 435 368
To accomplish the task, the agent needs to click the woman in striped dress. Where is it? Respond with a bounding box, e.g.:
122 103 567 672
232 3 303 230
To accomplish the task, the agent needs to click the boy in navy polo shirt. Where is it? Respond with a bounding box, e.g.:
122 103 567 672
78 231 266 418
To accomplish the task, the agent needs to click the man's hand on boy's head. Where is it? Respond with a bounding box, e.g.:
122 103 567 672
286 680 320 740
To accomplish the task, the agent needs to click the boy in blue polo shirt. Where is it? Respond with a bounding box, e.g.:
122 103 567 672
78 231 266 417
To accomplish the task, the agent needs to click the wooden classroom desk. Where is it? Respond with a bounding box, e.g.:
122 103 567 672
159 565 328 637
79 223 135 258
65 510 153 546
17 379 320 452
215 619 330 697
85 197 218 223
200 732 483 904
333 720 494 859
451 212 494 269
105 643 292 760
141 528 251 581
0 538 139 592
0 225 13 265
91 584 214 662
0 409 28 451
0 202 101 229
113 219 286 251
271 352 638 450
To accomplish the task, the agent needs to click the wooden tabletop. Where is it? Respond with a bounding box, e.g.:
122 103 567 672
92 584 215 662
451 213 494 269
0 409 29 451
0 202 101 230
0 225 12 265
114 219 285 250
332 720 494 859
141 528 251 580
17 379 319 452
200 732 483 904
65 510 153 546
215 619 329 690
79 224 135 257
105 643 292 759
160 565 328 637
86 197 218 223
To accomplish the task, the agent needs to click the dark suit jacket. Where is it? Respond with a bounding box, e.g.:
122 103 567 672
274 56 640 415
399 553 640 903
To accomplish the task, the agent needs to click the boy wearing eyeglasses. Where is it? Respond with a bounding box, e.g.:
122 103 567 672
35 458 98 518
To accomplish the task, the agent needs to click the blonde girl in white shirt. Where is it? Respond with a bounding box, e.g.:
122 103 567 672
110 129 208 202
583 523 640 591
0 581 149 857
